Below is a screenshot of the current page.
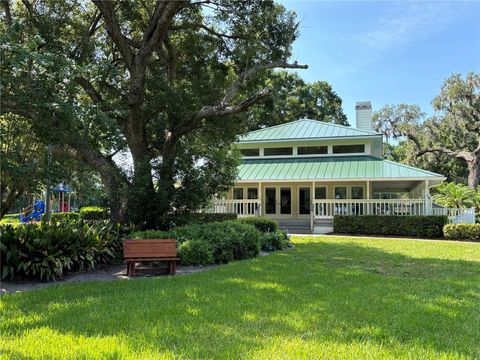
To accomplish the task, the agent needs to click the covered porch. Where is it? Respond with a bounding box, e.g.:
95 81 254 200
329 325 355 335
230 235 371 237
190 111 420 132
212 180 434 218
209 180 475 232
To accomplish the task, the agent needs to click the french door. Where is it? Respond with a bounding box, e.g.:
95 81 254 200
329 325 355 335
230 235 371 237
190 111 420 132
264 186 292 218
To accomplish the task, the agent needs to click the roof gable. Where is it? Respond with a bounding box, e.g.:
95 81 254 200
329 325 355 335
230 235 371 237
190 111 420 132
238 119 380 143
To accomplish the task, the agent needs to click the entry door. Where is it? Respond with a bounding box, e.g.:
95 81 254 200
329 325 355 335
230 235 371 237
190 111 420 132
264 186 292 218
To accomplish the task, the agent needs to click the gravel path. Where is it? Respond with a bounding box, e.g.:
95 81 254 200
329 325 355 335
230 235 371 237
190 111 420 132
1 251 272 294
0 263 219 294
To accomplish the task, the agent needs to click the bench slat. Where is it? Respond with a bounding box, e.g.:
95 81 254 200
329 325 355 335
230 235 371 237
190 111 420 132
124 239 177 259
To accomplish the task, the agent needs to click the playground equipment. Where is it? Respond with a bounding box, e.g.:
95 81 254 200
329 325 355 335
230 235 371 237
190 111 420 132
19 200 45 223
52 183 73 213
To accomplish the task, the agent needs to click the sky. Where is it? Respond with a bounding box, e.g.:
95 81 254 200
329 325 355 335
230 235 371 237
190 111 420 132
281 0 480 126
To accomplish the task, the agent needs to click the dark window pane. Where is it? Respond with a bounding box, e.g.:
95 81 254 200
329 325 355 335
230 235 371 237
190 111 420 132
351 186 364 199
335 187 347 199
280 187 291 214
315 187 327 199
265 188 276 214
298 146 328 155
332 144 365 154
247 188 258 199
233 188 243 199
299 188 311 214
240 148 259 156
264 147 293 156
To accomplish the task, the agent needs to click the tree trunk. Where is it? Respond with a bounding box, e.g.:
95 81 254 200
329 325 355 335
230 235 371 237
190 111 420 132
467 155 480 188
123 103 158 228
0 187 24 219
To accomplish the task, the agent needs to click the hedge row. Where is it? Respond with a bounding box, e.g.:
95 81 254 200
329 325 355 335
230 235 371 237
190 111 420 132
131 218 289 266
444 224 480 241
165 212 237 227
333 215 448 238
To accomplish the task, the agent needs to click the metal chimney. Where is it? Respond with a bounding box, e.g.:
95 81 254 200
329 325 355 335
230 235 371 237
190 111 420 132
355 101 372 132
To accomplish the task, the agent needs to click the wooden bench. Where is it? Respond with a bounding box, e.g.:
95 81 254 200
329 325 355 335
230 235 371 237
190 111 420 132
123 239 179 277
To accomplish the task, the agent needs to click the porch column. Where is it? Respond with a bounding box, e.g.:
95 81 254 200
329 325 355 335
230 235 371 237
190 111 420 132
425 180 431 215
366 180 370 215
258 182 262 216
311 181 315 231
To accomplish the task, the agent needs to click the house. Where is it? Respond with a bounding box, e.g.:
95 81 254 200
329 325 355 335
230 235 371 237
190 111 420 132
210 102 475 233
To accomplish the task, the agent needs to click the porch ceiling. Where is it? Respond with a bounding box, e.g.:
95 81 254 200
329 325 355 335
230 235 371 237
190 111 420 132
237 156 445 182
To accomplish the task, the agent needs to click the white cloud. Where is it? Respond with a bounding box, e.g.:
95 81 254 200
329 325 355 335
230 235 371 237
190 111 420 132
330 2 462 77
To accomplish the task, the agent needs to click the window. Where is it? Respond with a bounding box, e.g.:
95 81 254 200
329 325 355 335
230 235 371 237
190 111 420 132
233 188 243 199
332 144 365 154
247 188 258 199
335 187 347 199
280 187 291 214
240 148 259 156
315 187 327 199
299 188 311 214
264 147 293 156
351 186 364 199
298 146 328 155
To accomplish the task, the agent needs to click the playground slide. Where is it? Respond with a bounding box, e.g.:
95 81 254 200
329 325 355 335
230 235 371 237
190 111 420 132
19 200 45 223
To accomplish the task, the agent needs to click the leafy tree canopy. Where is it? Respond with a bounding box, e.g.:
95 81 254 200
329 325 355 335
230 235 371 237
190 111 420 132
373 73 480 188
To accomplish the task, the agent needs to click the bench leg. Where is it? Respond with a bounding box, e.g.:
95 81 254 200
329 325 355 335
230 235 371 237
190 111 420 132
127 262 136 277
169 260 176 275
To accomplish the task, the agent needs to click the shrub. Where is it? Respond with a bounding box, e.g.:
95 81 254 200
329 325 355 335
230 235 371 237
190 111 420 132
177 240 214 266
260 230 290 251
49 212 80 222
131 221 261 265
0 221 123 281
79 206 109 221
444 224 480 241
165 212 237 228
238 216 278 233
0 214 20 224
333 215 448 238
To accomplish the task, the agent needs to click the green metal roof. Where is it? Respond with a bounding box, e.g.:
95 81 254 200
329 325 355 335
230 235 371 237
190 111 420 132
238 119 380 143
237 156 445 181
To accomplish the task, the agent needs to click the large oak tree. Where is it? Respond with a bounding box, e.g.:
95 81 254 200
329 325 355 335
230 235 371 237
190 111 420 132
1 0 308 226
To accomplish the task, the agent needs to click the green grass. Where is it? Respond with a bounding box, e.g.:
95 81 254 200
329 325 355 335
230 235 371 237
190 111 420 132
1 236 479 359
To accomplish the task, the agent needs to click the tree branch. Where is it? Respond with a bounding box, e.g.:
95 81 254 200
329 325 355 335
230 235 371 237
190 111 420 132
223 60 308 104
1 0 12 26
169 22 247 40
136 0 185 64
92 0 134 69
75 76 104 105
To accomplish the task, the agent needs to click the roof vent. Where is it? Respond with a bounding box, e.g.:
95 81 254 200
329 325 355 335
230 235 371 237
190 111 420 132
355 101 372 132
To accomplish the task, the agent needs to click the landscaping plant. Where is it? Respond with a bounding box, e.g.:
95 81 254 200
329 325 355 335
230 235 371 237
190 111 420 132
0 221 123 281
444 224 480 241
334 215 448 238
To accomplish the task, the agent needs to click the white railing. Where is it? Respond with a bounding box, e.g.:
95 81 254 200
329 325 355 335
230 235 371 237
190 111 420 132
432 207 476 224
210 199 261 217
313 199 428 218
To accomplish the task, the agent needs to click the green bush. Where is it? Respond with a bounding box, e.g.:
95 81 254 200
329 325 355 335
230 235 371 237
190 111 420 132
79 206 109 221
238 216 278 233
49 212 80 222
0 221 123 281
260 230 290 251
333 215 448 238
444 224 480 241
0 214 20 224
177 240 214 265
165 212 237 228
131 221 261 265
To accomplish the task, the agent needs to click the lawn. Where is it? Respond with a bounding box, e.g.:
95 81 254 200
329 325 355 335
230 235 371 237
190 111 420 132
1 236 479 359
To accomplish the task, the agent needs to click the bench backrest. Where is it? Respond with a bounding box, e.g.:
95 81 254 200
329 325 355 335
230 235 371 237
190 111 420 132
124 239 177 259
